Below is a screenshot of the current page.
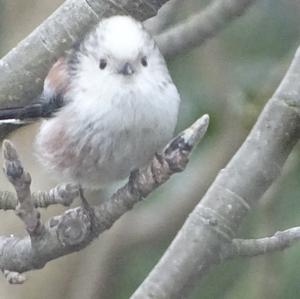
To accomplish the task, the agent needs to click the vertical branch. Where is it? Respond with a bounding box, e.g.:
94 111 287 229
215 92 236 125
2 140 43 236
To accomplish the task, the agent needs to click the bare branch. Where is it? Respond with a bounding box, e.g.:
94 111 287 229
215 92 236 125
2 140 44 237
31 184 79 208
156 0 257 57
0 114 209 274
130 46 300 299
144 0 180 34
0 184 79 210
223 227 300 259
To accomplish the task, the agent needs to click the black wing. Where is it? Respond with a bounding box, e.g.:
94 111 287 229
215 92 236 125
0 57 69 123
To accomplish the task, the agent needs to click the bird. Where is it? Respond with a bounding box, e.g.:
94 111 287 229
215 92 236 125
0 15 181 190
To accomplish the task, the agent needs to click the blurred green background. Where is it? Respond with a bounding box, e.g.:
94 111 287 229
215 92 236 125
0 0 300 298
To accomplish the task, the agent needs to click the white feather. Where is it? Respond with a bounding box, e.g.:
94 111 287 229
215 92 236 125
36 16 180 189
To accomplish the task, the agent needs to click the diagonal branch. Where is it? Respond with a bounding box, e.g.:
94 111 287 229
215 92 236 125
130 46 300 298
0 114 209 274
156 0 257 57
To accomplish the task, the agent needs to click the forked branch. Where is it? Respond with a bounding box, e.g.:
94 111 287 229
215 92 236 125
0 114 209 283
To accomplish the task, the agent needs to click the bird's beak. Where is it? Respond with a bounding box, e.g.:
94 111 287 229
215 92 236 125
119 62 135 76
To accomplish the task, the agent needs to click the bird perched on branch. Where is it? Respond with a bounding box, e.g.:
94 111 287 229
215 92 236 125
0 16 180 189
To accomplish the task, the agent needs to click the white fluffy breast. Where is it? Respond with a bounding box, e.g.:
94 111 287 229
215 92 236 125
36 74 180 189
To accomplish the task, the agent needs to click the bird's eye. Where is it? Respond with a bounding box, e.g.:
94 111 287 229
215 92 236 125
99 59 107 70
141 56 148 67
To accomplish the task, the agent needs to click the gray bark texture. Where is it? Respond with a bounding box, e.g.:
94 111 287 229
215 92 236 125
130 46 300 299
157 0 256 57
0 184 79 210
223 227 300 259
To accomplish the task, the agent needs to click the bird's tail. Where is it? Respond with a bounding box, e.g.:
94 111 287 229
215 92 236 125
0 103 46 125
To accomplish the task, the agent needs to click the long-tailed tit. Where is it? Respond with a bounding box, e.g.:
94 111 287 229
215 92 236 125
0 16 180 189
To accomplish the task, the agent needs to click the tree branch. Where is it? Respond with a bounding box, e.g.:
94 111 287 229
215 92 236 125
130 46 300 299
3 140 44 236
144 0 180 34
156 0 257 57
0 114 209 275
0 184 79 210
223 227 300 259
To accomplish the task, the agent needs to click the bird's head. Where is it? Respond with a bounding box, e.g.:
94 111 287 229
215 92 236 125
69 16 166 87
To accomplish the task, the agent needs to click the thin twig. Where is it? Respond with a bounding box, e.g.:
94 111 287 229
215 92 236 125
32 184 79 208
0 184 79 210
2 140 44 236
223 227 300 259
